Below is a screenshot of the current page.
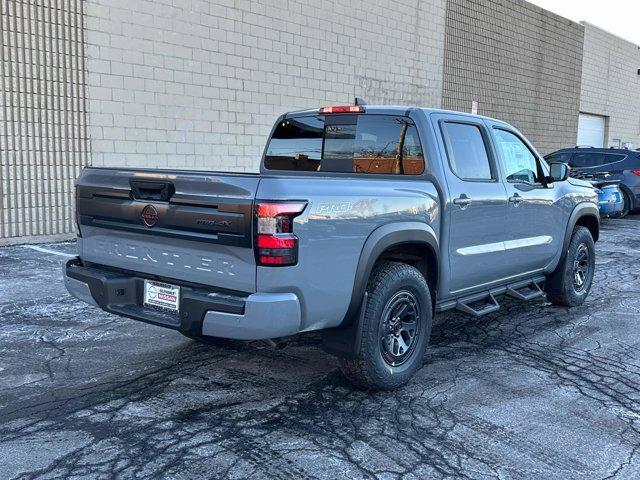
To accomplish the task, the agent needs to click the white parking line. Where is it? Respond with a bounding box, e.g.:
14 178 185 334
22 245 75 258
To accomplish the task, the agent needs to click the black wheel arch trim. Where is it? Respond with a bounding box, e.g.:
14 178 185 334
347 222 438 321
560 202 599 264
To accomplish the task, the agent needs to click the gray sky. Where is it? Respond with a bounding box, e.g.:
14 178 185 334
527 0 640 45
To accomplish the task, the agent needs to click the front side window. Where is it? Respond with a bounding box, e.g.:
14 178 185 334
493 129 543 183
264 114 425 175
442 122 493 180
544 152 572 164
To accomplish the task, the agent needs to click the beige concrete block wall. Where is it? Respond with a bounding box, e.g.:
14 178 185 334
580 22 640 149
84 0 447 172
442 0 584 155
0 0 89 244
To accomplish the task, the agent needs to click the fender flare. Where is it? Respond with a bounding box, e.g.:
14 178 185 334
348 222 439 319
321 222 439 358
558 202 599 265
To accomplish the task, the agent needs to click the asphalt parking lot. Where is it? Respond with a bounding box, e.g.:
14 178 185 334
1 217 639 479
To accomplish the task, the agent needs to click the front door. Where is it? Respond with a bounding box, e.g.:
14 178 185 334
435 116 510 294
488 125 564 275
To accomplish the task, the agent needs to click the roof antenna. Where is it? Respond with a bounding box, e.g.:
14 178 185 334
354 97 366 106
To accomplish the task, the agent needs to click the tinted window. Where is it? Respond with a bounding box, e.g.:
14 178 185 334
571 152 626 168
493 129 542 183
545 152 572 164
264 115 425 175
442 123 492 180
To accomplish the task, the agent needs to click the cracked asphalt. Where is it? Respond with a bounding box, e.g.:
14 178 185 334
1 217 639 479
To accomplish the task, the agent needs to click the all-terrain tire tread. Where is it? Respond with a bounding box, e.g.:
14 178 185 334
546 226 595 307
339 261 431 390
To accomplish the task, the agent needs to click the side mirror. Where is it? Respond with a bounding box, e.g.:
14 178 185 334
548 162 570 183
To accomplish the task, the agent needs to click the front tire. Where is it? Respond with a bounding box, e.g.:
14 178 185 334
339 261 433 390
545 226 595 307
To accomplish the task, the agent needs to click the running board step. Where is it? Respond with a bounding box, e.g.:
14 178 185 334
456 292 500 318
506 280 544 301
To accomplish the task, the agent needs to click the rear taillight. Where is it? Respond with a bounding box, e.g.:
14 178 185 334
74 189 82 237
255 201 307 266
632 169 640 176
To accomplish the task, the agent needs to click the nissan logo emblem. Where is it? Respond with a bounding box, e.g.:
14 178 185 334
141 205 159 228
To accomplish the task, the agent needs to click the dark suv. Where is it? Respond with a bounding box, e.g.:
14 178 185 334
545 147 640 217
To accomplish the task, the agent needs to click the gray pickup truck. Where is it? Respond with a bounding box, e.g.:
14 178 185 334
64 104 599 389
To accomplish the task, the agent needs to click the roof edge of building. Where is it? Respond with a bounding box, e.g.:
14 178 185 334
580 21 640 49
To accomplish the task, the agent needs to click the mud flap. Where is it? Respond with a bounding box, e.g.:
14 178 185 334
320 292 368 359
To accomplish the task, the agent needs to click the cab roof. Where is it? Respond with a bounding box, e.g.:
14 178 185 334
283 104 510 127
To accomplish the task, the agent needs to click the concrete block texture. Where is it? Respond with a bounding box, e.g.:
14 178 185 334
0 0 89 241
580 23 640 149
442 0 584 155
84 0 447 172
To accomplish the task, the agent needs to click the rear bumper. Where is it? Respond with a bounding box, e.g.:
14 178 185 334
64 258 301 340
598 193 624 217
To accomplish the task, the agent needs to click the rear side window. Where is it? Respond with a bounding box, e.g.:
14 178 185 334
571 152 626 168
442 122 492 180
264 115 425 175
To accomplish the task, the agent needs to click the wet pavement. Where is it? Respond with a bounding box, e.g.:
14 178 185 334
0 217 639 479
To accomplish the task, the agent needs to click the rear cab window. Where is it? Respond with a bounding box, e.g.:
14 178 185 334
264 114 425 175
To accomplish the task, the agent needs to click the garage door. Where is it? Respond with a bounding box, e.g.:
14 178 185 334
577 113 605 148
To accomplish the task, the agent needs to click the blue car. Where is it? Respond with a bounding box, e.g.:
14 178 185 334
592 180 624 218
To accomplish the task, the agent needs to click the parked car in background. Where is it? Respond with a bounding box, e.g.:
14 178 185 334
544 147 640 217
593 180 625 218
565 169 625 218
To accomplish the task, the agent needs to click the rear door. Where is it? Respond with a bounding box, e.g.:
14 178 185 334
76 168 259 293
434 114 509 294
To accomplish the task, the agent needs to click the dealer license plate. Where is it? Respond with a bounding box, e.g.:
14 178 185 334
144 280 180 311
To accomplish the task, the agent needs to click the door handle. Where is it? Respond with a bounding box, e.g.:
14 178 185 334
453 194 472 208
509 193 522 205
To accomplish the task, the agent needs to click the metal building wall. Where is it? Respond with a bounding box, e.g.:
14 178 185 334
442 0 585 155
580 22 640 149
0 0 88 244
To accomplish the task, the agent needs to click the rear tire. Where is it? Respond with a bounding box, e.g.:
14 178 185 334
339 261 433 390
545 226 595 307
620 190 631 218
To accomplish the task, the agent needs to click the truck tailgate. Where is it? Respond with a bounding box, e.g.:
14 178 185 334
75 168 259 293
